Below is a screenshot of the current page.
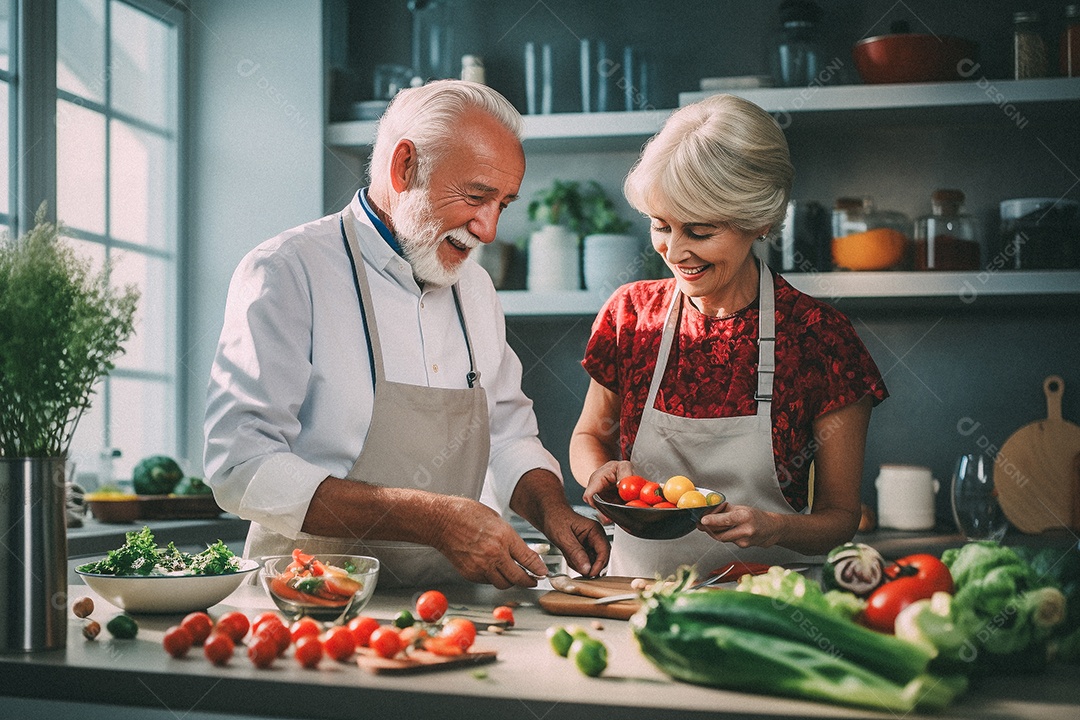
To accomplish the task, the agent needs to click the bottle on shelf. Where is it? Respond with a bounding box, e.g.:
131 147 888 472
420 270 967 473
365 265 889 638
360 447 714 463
915 189 981 271
769 0 825 87
1013 10 1049 79
461 54 485 84
1061 5 1080 77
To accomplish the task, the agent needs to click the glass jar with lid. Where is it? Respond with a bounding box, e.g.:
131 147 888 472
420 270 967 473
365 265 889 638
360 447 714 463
915 189 981 271
1013 10 1049 79
769 0 825 87
831 197 911 271
1061 4 1080 77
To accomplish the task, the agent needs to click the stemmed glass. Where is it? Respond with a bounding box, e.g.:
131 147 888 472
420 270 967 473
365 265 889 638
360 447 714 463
950 453 1009 542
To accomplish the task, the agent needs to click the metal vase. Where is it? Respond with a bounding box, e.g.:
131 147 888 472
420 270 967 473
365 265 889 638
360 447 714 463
0 456 68 652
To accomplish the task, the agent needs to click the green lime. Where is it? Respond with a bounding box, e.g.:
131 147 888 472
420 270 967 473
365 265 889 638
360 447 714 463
392 609 415 628
106 613 139 639
569 637 608 677
546 626 573 657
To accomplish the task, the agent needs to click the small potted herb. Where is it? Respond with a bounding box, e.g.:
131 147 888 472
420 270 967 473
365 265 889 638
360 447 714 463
526 179 588 291
578 181 645 294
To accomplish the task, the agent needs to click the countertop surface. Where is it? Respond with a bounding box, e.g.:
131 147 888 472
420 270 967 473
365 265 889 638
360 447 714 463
3 576 1079 720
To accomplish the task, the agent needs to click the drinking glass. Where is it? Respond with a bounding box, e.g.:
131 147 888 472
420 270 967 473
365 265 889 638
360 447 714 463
950 453 1009 542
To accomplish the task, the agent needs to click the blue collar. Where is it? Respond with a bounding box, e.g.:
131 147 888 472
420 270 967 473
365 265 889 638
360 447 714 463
358 187 403 256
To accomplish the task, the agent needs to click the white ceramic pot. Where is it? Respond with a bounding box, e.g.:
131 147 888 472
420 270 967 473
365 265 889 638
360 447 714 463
875 464 940 531
527 225 580 291
583 233 644 294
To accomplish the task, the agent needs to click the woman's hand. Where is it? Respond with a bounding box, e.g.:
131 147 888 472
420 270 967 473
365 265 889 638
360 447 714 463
696 501 785 548
581 460 635 517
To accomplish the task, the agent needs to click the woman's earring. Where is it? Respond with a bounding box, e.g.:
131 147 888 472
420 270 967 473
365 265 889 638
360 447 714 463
756 234 767 242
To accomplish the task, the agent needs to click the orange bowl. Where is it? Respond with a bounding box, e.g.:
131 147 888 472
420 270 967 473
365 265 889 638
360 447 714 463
853 34 977 84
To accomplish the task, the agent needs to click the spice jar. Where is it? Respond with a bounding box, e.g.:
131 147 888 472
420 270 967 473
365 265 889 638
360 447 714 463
915 190 981 271
999 198 1080 269
1061 5 1080 77
1013 10 1049 79
831 197 911 271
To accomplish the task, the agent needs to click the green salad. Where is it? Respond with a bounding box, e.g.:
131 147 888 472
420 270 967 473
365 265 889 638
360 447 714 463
77 526 241 576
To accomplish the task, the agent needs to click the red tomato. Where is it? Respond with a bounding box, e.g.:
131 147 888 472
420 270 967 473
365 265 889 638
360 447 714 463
440 618 476 651
416 590 449 623
653 501 677 508
247 634 277 669
215 611 250 644
347 616 380 647
162 625 193 658
493 606 515 627
863 554 954 633
203 632 234 666
322 626 356 662
625 499 650 508
294 635 323 668
290 617 322 644
256 620 292 657
617 475 647 502
369 627 404 659
180 612 213 646
250 611 284 636
639 482 665 505
423 635 465 656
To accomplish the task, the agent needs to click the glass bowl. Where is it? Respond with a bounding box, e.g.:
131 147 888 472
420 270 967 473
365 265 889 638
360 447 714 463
594 486 725 540
260 553 379 623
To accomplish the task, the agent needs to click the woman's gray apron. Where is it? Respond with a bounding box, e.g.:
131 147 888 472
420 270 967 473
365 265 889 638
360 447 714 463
609 259 815 577
245 205 490 588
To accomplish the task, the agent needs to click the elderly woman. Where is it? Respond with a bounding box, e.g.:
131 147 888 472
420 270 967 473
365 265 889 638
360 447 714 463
569 94 888 577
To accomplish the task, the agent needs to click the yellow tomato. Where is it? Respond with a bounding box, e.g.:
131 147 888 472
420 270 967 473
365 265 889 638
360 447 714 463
676 490 707 508
662 475 695 504
705 492 724 506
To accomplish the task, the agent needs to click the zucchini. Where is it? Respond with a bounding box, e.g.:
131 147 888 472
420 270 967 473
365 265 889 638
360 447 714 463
631 586 965 713
664 589 933 685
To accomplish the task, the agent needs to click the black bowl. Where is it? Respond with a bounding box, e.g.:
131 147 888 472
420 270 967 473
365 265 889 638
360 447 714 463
594 486 725 540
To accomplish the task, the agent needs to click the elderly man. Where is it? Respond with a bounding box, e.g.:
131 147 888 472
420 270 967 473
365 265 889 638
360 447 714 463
204 80 609 588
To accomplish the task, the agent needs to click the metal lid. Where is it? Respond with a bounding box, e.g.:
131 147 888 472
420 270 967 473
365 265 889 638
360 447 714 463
1000 197 1080 219
1013 10 1042 24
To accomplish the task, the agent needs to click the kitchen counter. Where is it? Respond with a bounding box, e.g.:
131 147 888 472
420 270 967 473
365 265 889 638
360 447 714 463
2 578 1078 720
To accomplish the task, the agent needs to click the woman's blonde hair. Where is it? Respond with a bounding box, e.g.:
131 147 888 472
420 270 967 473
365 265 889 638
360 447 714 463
369 79 523 187
624 94 793 238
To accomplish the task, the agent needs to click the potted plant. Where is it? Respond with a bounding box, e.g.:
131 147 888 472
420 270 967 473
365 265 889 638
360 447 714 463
0 205 138 652
526 179 587 291
579 181 645 294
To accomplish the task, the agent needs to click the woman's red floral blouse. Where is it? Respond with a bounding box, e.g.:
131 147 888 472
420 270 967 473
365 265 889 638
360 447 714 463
582 271 889 510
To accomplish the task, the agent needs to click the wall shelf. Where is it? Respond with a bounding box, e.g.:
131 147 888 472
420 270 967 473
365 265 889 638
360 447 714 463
497 270 1080 316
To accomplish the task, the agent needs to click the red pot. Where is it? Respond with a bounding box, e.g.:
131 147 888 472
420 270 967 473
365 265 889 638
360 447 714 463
853 34 978 84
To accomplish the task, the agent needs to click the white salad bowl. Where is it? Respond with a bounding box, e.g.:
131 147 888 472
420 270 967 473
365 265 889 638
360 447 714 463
75 558 260 614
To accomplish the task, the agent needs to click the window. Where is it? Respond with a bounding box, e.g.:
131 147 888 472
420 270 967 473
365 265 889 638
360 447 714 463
56 0 182 482
0 1 13 236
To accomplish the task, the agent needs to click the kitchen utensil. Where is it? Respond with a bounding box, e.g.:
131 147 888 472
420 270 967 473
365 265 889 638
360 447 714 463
852 33 977 84
950 453 1009 542
260 554 379 623
875 465 939 531
995 376 1080 533
593 486 724 540
593 565 739 605
75 559 259 614
355 646 497 675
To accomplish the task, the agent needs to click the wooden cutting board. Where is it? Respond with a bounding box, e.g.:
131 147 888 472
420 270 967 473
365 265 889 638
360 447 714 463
538 576 645 621
995 376 1080 533
355 647 497 674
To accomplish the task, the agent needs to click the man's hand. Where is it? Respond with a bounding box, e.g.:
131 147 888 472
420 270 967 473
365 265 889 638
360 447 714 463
511 469 610 578
429 496 548 589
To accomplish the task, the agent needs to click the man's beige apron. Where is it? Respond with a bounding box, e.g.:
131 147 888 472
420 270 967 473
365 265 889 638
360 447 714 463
245 206 490 588
609 259 816 577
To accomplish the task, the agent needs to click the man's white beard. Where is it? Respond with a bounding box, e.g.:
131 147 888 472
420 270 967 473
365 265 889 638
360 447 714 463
393 188 479 288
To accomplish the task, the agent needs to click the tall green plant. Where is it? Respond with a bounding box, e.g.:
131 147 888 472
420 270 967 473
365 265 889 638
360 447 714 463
0 205 139 457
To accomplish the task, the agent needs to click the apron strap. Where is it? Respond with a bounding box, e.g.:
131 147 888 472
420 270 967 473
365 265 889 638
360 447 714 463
754 257 776 416
644 258 777 417
340 204 481 390
643 286 683 412
340 213 383 384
